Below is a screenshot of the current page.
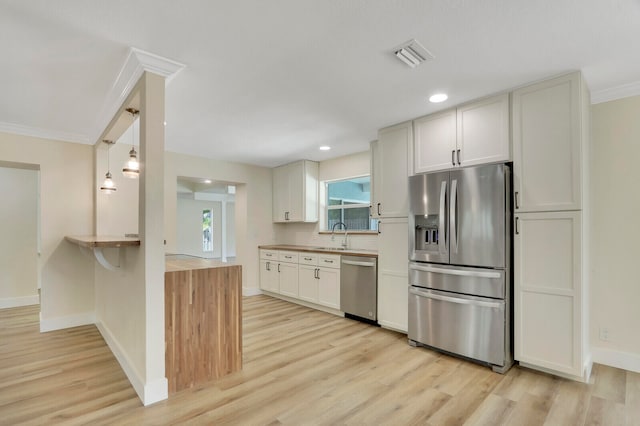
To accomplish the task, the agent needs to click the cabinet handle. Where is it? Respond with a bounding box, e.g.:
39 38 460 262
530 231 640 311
285 255 292 259
369 205 372 217
456 149 461 165
515 217 520 235
266 261 270 271
316 268 320 279
304 257 312 261
324 260 334 264
285 211 289 221
378 221 382 234
278 263 281 273
452 150 455 166
515 192 520 210
377 203 381 216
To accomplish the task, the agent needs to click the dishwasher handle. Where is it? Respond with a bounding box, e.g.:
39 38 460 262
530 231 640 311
342 259 376 267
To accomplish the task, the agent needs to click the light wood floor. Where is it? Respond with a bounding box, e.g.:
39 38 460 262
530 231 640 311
1 296 638 425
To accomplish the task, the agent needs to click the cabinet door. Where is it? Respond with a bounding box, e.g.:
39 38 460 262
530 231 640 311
259 259 279 293
514 211 582 377
272 165 289 222
456 93 510 167
317 266 340 310
373 121 411 218
298 265 319 303
278 262 299 298
512 72 582 212
413 109 457 174
377 218 409 332
370 140 381 219
286 161 303 222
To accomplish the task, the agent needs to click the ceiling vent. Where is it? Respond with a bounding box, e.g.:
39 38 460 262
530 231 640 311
394 39 434 68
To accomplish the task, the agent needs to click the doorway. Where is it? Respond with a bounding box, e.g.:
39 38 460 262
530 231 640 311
0 162 40 308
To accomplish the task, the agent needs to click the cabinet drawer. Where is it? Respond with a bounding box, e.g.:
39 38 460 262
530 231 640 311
299 253 318 266
318 254 340 269
260 249 278 260
279 251 299 263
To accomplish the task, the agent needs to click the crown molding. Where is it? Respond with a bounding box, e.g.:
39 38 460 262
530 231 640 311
591 79 640 104
0 121 90 144
90 47 186 144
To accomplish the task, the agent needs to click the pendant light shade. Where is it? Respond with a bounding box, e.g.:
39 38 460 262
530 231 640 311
122 108 140 179
100 140 117 194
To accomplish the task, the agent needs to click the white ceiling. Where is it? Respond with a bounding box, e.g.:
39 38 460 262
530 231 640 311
2 1 640 168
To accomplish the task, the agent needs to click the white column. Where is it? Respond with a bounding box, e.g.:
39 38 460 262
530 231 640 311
138 71 167 404
221 200 227 262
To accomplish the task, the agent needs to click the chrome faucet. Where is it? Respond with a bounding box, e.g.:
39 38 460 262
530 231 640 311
331 221 348 249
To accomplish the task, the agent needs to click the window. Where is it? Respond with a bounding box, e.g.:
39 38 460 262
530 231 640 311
202 209 213 252
325 176 376 231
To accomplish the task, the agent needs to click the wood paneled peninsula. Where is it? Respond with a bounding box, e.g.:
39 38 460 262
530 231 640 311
165 255 242 394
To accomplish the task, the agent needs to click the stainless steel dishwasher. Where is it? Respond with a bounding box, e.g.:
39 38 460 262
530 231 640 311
340 256 378 323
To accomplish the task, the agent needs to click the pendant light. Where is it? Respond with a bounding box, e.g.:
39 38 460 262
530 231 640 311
122 107 140 178
100 140 117 194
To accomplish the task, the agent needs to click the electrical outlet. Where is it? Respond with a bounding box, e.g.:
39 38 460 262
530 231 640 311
599 327 610 342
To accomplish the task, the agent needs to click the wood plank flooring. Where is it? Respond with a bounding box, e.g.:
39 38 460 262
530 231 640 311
1 296 638 425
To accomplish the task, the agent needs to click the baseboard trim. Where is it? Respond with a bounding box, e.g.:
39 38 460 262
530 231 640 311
0 295 39 309
39 311 95 332
243 287 262 296
96 321 168 405
592 346 640 373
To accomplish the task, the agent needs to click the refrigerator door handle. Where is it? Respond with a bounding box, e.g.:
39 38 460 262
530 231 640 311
438 180 448 256
409 287 503 309
409 263 502 279
450 179 458 254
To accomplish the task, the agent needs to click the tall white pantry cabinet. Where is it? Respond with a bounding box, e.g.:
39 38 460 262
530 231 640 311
370 121 412 333
512 72 591 381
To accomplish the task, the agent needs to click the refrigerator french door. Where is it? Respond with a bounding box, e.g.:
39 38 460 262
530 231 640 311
408 163 512 373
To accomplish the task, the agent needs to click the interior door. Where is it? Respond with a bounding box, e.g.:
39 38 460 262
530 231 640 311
449 164 508 268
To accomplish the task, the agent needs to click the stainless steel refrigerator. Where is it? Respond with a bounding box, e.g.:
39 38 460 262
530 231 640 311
407 163 512 373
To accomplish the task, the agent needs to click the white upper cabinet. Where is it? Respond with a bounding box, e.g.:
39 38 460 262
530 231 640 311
413 109 457 173
512 73 585 212
413 93 510 174
456 93 510 168
370 121 412 218
272 160 319 223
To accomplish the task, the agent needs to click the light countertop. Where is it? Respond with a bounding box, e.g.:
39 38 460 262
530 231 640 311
258 244 377 258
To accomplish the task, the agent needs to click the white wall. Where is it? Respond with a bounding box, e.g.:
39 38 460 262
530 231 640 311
176 198 223 258
0 164 39 308
165 151 274 295
590 95 640 372
226 201 236 257
96 130 139 236
273 151 378 251
0 132 94 329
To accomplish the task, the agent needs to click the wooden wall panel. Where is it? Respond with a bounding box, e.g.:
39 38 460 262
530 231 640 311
165 265 242 394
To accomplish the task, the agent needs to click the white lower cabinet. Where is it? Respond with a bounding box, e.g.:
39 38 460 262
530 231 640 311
377 218 409 333
514 211 585 378
298 264 319 303
260 249 342 312
317 264 340 310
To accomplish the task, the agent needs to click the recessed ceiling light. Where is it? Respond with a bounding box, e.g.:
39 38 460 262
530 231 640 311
203 179 212 184
164 121 167 126
429 93 448 103
319 146 331 151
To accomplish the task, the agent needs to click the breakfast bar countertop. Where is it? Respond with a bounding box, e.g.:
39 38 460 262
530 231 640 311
165 254 237 272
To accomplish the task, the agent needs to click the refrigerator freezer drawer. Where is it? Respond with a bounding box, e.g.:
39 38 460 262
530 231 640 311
408 287 506 367
409 262 505 299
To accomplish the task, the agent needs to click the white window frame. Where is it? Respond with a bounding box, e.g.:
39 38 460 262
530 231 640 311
324 175 372 231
